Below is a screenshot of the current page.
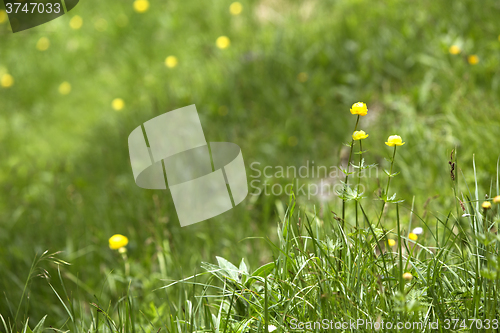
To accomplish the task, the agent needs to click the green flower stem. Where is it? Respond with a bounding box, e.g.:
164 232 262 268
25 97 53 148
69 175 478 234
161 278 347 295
341 115 360 228
340 114 359 272
377 146 397 226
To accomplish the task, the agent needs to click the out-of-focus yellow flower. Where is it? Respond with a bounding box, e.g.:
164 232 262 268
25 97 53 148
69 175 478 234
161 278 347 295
58 81 71 95
350 102 368 116
388 239 396 247
468 55 479 65
0 10 7 24
449 45 461 55
133 0 150 13
70 15 83 29
408 233 418 241
352 130 369 141
165 56 178 68
112 98 125 111
403 272 413 281
94 18 108 31
385 135 405 147
229 2 243 15
297 72 308 82
1 73 14 88
109 234 128 250
216 36 230 49
482 201 492 209
36 37 50 51
493 195 500 204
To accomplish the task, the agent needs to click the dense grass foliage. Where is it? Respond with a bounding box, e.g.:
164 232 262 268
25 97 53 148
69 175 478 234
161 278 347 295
1 0 500 331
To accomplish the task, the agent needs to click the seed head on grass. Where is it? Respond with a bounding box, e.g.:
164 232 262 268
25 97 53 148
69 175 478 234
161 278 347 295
109 234 128 250
352 130 368 141
350 102 368 116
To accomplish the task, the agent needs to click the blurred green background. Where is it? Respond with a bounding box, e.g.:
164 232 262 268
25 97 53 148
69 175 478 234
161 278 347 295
1 0 500 328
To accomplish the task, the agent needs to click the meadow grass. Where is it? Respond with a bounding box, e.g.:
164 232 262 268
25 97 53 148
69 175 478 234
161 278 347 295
1 0 500 331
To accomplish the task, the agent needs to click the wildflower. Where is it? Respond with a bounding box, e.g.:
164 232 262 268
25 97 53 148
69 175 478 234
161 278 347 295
1 73 14 88
165 56 178 68
388 239 396 247
58 81 71 95
0 10 7 24
36 37 50 51
408 233 418 241
352 130 369 141
109 234 128 250
133 0 150 13
385 135 405 147
94 18 107 31
229 2 243 15
268 325 277 332
112 98 125 111
412 227 423 235
297 72 308 82
216 36 230 49
350 102 368 116
482 201 492 209
403 272 413 281
70 15 83 29
468 55 479 65
493 195 500 204
449 45 461 55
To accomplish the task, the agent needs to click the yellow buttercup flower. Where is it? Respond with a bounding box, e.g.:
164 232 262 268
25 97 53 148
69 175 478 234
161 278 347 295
36 37 50 51
109 234 128 250
388 239 396 247
165 56 178 68
449 45 461 55
352 130 369 141
385 135 405 147
403 272 413 281
70 15 83 29
1 73 14 88
493 195 500 204
229 2 243 15
482 201 492 209
112 98 125 111
408 233 418 241
216 36 230 49
133 0 150 13
350 102 368 116
468 55 479 65
297 72 308 82
0 10 7 24
58 81 71 95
